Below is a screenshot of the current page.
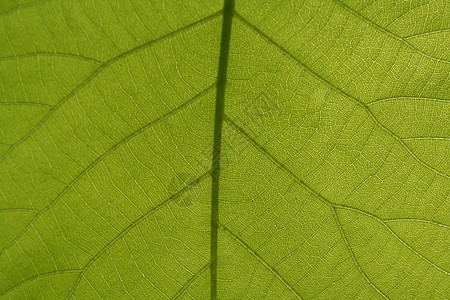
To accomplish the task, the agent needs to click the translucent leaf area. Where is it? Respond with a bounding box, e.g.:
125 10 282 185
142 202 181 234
0 0 448 299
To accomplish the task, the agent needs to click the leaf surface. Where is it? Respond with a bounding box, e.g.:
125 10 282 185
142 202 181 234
0 0 449 299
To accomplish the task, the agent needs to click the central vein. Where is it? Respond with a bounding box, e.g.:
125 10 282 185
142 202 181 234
211 0 235 299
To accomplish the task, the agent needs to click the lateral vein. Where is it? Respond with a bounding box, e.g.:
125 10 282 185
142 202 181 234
219 224 303 299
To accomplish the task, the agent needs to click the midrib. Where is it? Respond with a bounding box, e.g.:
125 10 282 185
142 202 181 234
210 0 235 299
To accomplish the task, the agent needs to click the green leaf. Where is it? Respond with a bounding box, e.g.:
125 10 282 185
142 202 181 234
0 0 449 299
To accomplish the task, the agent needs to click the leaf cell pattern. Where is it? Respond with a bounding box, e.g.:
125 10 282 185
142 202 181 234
0 0 448 299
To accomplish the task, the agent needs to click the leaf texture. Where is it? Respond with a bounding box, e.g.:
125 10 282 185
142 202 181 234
0 0 448 299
